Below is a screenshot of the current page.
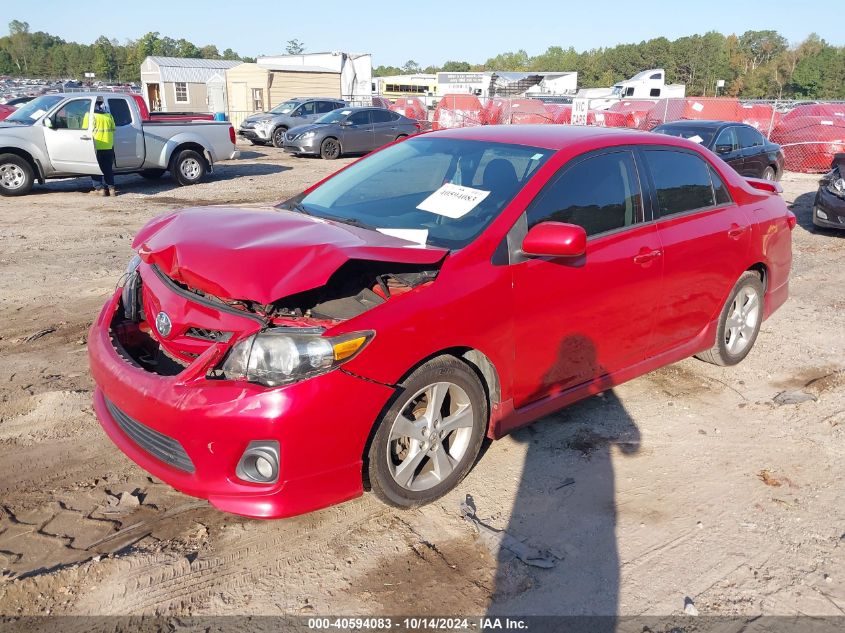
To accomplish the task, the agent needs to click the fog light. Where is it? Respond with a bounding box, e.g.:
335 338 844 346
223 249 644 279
236 441 280 483
816 208 829 220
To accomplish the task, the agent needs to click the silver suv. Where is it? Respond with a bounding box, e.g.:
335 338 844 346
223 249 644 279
238 97 347 148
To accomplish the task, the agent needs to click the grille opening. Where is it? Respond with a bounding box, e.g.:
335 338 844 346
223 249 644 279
105 398 195 473
110 307 188 377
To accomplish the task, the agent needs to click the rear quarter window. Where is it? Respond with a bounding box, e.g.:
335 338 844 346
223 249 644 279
644 149 716 217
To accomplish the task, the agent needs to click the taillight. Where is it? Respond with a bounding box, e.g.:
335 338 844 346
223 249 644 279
414 122 421 131
229 125 236 145
787 211 797 230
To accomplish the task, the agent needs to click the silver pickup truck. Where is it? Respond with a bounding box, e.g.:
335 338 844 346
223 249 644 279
0 92 240 196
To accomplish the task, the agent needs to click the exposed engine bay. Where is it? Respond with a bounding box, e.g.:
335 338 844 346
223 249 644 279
822 152 845 199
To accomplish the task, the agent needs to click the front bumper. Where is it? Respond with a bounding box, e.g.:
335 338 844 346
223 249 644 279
813 187 845 230
238 127 271 142
88 291 396 519
283 136 320 155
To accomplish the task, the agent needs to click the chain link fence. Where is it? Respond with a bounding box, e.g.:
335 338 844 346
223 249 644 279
223 94 844 174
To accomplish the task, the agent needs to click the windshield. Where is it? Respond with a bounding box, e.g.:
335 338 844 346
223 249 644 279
288 137 554 249
6 95 64 124
653 125 716 146
270 100 300 115
315 108 351 124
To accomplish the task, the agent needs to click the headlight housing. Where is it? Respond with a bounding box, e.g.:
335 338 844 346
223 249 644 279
220 329 373 387
833 178 845 195
298 131 316 140
121 254 142 322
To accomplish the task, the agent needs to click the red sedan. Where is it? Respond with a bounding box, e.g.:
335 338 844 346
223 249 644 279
89 126 794 518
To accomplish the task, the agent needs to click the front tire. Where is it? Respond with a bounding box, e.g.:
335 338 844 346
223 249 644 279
0 153 34 196
271 127 287 148
367 356 488 508
171 149 207 186
696 271 764 366
320 137 341 160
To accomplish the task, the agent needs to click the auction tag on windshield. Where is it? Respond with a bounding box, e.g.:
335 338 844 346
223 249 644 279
689 134 704 144
417 183 490 219
29 109 46 120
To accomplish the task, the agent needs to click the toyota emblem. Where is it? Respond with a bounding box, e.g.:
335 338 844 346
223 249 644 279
155 311 172 338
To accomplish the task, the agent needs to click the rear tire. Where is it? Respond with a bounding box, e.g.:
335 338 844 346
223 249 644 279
171 149 207 186
367 356 487 508
271 127 287 148
395 134 408 141
320 137 341 160
0 153 34 196
762 166 776 181
140 169 165 180
695 271 764 366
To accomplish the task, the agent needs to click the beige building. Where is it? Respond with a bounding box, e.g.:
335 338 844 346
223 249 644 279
226 63 342 118
140 56 242 113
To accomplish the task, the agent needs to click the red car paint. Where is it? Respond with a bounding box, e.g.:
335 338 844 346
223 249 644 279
129 94 215 122
89 125 793 519
0 104 15 121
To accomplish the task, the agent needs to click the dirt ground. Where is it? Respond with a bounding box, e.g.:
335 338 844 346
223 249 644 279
0 141 842 619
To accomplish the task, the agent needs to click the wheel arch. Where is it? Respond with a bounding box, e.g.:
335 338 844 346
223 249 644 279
168 142 209 170
358 346 501 489
0 147 43 181
747 262 768 291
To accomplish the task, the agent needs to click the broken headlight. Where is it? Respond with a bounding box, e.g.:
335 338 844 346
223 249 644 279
220 329 374 387
121 254 143 322
831 177 845 195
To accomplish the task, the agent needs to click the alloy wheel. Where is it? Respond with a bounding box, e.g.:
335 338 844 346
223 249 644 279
387 382 474 492
724 285 760 355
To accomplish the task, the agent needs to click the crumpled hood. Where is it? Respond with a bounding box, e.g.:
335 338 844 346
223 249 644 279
133 206 448 304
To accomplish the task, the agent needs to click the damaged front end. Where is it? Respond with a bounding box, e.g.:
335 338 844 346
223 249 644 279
114 253 442 388
814 153 845 229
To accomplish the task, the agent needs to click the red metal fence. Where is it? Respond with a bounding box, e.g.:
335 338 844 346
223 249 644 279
420 94 845 174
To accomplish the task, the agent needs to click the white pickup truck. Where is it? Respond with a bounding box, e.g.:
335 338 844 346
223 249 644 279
0 92 240 196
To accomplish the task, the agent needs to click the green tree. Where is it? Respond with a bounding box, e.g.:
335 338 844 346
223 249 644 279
286 39 305 54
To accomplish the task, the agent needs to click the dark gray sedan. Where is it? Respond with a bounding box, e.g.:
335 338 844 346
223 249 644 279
283 107 421 159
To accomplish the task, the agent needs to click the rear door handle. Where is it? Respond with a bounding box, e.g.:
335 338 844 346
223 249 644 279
728 224 748 239
633 248 662 265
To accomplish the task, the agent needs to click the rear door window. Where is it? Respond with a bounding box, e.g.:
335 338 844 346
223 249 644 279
644 149 716 217
371 109 393 124
107 98 133 126
527 150 643 237
297 101 317 116
738 126 765 148
315 100 337 114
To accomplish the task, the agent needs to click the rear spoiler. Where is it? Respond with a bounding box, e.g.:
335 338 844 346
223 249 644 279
746 178 783 194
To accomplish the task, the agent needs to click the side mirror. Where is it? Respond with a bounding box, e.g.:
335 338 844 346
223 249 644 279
521 222 586 259
715 144 732 154
43 118 53 129
340 120 353 127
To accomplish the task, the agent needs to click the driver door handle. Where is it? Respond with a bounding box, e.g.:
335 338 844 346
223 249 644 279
728 224 748 239
633 248 662 265
80 135 92 140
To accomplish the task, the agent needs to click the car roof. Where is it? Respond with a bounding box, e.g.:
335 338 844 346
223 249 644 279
427 124 698 151
292 96 345 102
654 120 743 130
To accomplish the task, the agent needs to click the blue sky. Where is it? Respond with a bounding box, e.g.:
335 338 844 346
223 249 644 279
13 1 831 67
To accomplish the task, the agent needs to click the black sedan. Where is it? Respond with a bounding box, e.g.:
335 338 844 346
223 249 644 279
653 120 785 181
813 153 845 231
283 107 420 159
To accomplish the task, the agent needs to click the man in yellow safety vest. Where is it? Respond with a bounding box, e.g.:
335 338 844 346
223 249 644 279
85 97 117 196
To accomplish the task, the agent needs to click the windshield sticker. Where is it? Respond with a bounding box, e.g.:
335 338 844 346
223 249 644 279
341 110 352 115
530 153 544 160
376 228 429 246
691 102 704 112
29 109 46 120
416 183 491 219
689 134 704 144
